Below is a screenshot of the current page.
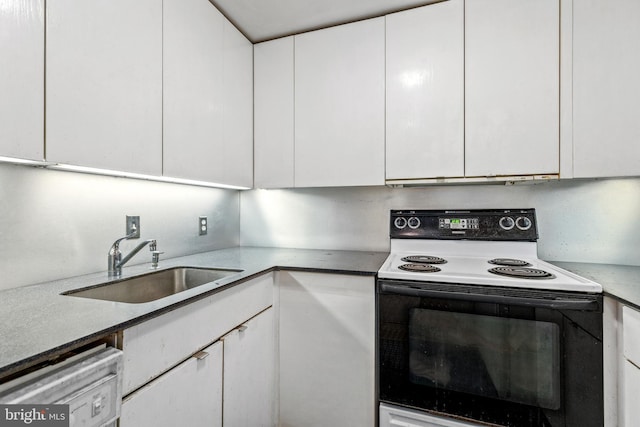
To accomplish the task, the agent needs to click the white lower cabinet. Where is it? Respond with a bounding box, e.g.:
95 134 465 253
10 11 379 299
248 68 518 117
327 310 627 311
623 360 640 426
223 308 275 426
622 305 640 426
120 341 223 427
121 307 275 427
603 299 640 427
277 271 375 427
118 274 275 426
118 269 376 426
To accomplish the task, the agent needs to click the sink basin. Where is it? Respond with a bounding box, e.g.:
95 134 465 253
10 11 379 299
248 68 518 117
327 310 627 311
64 267 243 303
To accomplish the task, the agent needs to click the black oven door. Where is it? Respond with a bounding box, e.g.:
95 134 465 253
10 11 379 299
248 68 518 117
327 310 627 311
378 280 603 427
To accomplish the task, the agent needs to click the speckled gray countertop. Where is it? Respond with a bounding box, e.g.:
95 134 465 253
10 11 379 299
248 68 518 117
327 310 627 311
0 246 388 380
550 261 640 309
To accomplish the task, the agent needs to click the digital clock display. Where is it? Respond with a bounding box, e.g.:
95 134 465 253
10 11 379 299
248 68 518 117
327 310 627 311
439 217 480 230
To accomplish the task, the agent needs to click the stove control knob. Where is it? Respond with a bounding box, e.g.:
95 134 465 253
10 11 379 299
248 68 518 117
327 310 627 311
407 217 421 229
516 216 532 231
394 217 407 229
499 216 515 230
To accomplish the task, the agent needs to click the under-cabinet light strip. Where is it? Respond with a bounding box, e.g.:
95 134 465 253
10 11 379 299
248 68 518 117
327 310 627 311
47 164 251 190
0 157 249 190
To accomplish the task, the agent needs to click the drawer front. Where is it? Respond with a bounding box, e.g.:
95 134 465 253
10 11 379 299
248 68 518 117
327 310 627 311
121 273 273 394
120 341 223 427
623 306 640 366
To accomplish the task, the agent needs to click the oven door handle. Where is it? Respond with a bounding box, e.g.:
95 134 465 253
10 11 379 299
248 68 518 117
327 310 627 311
379 283 600 311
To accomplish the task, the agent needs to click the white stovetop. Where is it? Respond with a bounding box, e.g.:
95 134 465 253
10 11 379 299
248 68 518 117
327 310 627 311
379 240 603 293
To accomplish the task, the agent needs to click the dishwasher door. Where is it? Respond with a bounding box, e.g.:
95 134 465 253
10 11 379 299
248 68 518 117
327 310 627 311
0 347 123 427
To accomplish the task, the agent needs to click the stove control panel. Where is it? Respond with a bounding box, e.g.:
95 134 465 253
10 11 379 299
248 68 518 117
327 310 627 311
390 209 538 241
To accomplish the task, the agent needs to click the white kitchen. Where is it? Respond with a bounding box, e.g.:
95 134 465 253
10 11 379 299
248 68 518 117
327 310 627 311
0 0 639 426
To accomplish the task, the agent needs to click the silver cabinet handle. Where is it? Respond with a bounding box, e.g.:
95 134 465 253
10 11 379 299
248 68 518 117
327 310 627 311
238 325 248 332
193 350 209 360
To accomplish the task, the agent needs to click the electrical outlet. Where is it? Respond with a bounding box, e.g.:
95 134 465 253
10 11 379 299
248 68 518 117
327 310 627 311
199 216 208 236
126 216 140 238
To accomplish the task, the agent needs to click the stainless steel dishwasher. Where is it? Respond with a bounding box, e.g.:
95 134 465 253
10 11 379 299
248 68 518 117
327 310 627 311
0 346 123 426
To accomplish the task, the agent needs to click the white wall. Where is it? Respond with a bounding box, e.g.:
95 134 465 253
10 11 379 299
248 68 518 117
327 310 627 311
241 178 640 266
2 166 637 291
0 163 239 290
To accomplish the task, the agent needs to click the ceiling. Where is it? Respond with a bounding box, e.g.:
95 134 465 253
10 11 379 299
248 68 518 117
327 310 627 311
210 0 441 43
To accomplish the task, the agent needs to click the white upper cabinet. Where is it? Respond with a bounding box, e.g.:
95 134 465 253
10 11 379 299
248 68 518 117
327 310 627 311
386 0 464 181
572 0 640 178
163 0 224 183
46 0 162 175
254 37 295 189
294 18 385 188
465 0 559 177
0 0 44 161
164 0 253 187
221 21 254 188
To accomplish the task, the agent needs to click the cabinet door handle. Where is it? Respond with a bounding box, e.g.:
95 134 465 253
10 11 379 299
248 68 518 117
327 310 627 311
193 350 209 360
238 324 248 332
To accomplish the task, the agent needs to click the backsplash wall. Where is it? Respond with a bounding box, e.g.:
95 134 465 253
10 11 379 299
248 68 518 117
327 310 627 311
0 163 240 291
240 177 640 266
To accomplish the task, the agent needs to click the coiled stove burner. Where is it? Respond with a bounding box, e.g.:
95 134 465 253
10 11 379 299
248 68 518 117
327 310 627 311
488 266 556 280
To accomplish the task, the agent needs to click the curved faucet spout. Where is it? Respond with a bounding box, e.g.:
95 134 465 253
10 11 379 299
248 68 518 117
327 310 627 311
118 239 156 268
108 235 159 278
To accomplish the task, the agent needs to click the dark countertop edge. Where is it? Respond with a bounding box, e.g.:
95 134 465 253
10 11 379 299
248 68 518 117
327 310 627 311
548 261 640 310
0 263 381 381
603 292 640 312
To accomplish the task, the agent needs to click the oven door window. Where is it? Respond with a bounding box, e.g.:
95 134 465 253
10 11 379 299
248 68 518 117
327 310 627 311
408 308 560 410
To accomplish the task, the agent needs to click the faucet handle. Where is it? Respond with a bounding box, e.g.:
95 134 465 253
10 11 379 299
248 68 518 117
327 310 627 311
150 250 164 269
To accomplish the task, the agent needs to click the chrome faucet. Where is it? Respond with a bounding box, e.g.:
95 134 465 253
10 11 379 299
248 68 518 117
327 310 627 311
108 230 161 277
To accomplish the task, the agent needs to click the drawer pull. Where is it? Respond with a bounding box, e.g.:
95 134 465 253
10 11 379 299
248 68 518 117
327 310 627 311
193 351 209 360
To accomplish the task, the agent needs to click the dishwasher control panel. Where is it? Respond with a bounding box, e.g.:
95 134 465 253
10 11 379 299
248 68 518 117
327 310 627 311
0 347 123 427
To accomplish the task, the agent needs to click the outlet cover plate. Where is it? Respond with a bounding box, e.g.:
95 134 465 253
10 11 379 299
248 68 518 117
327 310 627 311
199 216 208 236
126 216 140 238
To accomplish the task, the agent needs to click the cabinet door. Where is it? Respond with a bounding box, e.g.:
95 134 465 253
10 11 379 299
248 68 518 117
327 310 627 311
163 0 224 183
294 18 385 187
386 1 464 180
623 360 640 427
121 273 274 395
572 0 640 178
223 308 275 427
120 341 222 427
278 271 375 427
465 0 559 177
221 20 254 188
0 0 44 161
254 37 295 189
164 0 253 187
46 0 162 175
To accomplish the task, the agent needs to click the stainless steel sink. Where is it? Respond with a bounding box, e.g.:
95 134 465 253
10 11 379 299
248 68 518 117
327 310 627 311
64 267 243 303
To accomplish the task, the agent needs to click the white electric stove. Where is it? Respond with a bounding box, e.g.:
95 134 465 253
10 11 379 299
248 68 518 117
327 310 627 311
377 209 604 427
378 209 602 293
